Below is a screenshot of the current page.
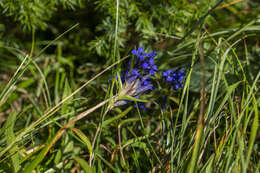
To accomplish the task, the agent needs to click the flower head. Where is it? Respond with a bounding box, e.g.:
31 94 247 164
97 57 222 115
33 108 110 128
162 70 174 82
137 53 158 76
112 47 158 110
162 68 186 90
111 46 186 112
131 47 146 61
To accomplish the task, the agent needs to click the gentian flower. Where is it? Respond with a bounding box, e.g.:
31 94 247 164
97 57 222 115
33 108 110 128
131 47 145 60
160 69 185 111
111 46 186 112
162 68 186 90
112 47 158 110
136 50 158 76
162 70 175 82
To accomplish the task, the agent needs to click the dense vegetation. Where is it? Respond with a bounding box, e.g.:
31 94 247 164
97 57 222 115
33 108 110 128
0 0 259 172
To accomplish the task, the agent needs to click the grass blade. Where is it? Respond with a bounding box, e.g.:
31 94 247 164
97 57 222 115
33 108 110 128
71 128 93 156
5 111 21 173
245 96 258 170
74 156 93 173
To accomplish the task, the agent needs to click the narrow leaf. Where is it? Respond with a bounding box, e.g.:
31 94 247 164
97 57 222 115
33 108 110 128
74 156 93 173
71 128 93 155
102 106 132 127
6 111 21 173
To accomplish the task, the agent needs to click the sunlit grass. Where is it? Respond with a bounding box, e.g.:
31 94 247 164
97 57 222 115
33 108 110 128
0 1 259 173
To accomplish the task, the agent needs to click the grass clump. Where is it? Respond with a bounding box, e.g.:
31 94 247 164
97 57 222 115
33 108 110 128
0 0 259 172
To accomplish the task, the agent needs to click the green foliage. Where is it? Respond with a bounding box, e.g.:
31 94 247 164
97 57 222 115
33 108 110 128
0 0 259 172
0 0 82 31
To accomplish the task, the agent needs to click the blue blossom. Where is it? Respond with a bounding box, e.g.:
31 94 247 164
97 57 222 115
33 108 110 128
131 47 146 61
138 56 158 76
111 46 186 112
123 73 153 96
162 68 185 90
162 70 174 82
126 68 141 83
112 47 158 110
149 64 158 76
149 50 157 58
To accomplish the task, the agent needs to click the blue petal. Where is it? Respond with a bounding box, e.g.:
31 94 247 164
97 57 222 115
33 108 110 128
166 76 173 82
167 69 173 74
149 58 154 65
139 55 144 61
152 64 158 71
142 80 150 86
150 51 157 58
162 71 167 77
136 84 153 95
138 47 143 53
141 62 149 70
178 76 184 82
150 70 155 76
144 53 150 57
173 84 180 90
131 49 138 55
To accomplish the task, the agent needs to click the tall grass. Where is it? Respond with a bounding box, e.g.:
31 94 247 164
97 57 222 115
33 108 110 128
0 2 259 173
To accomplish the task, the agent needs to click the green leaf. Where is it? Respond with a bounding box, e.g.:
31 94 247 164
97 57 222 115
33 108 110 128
23 133 53 173
5 111 21 173
74 156 93 173
61 78 72 114
17 78 35 88
102 106 132 127
64 140 74 153
71 128 93 155
245 97 258 170
54 149 62 165
205 155 215 173
119 95 148 103
96 153 118 172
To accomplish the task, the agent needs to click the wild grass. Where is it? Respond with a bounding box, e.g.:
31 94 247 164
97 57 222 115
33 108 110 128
0 1 259 173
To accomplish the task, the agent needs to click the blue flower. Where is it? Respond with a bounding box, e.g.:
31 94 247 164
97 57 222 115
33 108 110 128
149 64 158 76
149 57 154 64
139 56 158 76
162 68 185 90
112 46 186 112
162 70 174 82
131 47 146 61
123 74 153 96
176 70 185 82
126 68 140 83
149 51 157 58
141 62 149 70
112 47 158 110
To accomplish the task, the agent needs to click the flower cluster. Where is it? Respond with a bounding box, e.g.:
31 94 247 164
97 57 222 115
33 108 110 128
162 69 185 90
112 46 185 111
113 47 157 110
131 47 158 76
